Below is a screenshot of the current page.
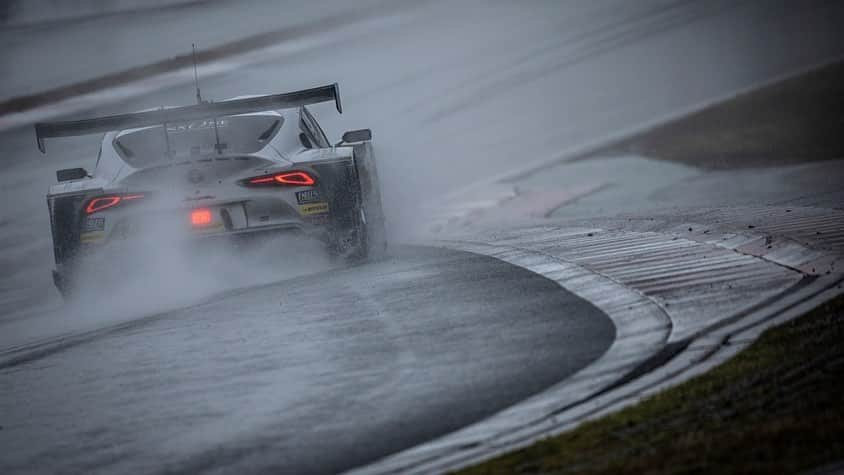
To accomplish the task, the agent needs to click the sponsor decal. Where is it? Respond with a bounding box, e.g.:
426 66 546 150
80 231 105 243
167 119 228 133
183 195 216 202
299 202 329 216
83 217 105 232
295 189 322 204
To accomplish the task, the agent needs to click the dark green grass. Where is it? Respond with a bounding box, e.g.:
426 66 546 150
588 60 844 168
456 294 844 475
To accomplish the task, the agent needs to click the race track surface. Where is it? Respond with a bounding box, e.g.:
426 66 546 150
0 246 613 474
1 1 843 474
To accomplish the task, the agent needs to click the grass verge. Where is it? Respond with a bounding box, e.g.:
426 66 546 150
456 294 844 475
587 60 844 168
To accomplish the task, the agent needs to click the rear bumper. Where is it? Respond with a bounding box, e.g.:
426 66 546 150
80 215 328 247
53 223 329 297
190 222 328 246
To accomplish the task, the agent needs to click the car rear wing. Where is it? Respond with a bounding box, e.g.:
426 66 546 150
35 83 342 153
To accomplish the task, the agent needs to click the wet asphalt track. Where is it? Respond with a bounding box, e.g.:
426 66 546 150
3 2 843 473
0 246 614 474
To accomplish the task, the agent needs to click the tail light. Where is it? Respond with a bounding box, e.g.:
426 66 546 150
245 171 315 186
191 208 213 227
85 194 144 214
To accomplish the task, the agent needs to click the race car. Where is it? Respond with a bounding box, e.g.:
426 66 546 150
35 83 386 298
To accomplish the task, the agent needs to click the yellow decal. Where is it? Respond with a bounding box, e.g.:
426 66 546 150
194 222 225 233
80 232 105 243
299 202 329 216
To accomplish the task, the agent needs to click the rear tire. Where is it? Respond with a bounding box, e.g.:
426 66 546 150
323 141 387 265
52 268 75 300
352 141 387 261
346 209 370 264
326 202 368 264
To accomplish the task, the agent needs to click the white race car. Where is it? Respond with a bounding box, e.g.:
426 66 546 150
35 84 386 298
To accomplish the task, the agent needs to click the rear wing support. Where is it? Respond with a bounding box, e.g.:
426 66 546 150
35 83 342 153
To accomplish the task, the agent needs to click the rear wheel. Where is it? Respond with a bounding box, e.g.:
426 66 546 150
351 141 387 261
323 142 387 264
326 201 368 264
52 267 76 300
347 208 370 263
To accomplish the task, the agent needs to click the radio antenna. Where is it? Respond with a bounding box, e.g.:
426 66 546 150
192 44 203 104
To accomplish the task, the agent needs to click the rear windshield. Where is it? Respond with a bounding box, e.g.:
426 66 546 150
113 115 283 168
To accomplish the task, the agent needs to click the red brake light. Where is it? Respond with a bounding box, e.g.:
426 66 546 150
86 196 121 214
247 171 315 186
85 194 144 214
191 208 213 227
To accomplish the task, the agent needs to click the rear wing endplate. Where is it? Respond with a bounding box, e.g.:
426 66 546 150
35 83 342 153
